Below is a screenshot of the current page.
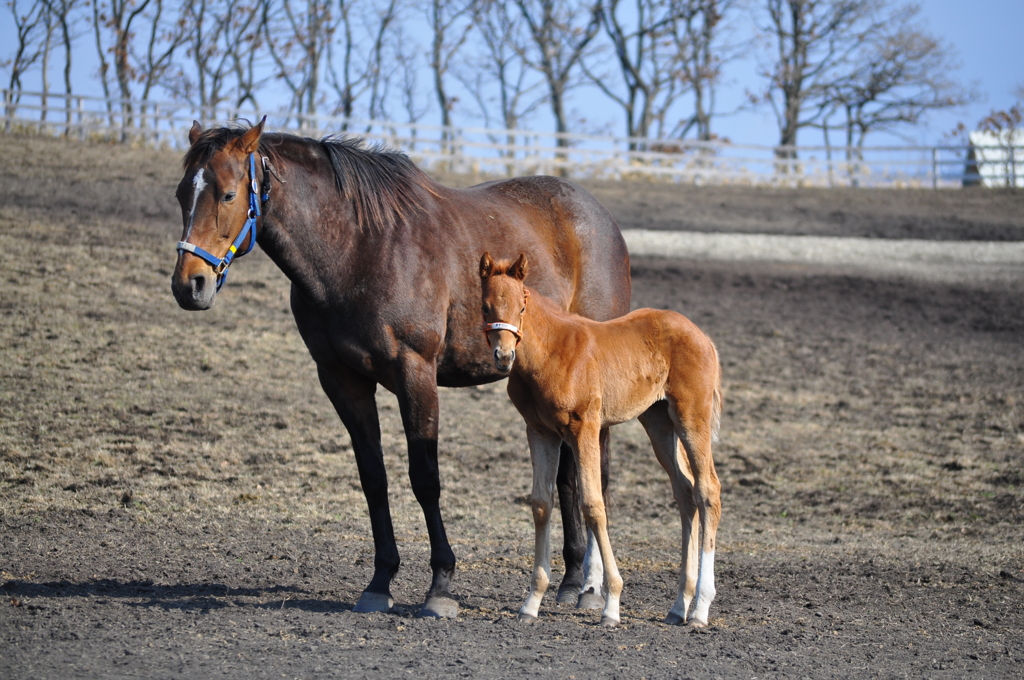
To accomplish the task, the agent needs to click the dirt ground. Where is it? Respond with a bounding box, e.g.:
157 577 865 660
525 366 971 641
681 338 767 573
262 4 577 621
1 133 1023 679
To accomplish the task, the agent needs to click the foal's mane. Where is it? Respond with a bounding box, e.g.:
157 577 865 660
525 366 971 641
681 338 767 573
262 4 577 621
184 124 435 232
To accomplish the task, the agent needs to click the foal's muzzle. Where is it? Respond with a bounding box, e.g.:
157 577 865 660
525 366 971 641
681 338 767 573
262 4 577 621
494 347 516 373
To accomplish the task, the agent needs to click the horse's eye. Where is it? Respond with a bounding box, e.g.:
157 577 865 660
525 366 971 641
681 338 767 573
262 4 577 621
223 192 236 203
521 307 526 314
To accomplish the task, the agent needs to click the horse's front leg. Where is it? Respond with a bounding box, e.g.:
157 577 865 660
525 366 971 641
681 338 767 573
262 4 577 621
316 364 399 613
393 352 458 618
520 427 563 621
574 423 624 628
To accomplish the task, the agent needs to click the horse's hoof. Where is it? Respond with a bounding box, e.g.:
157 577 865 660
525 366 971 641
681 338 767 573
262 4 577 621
353 591 393 613
417 596 458 619
517 612 538 623
577 589 605 610
664 612 686 626
555 585 579 605
600 615 620 628
689 618 708 628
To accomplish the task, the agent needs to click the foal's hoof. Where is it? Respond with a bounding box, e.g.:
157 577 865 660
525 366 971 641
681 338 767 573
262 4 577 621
664 612 686 626
577 589 605 610
517 612 538 623
600 615 620 628
353 591 393 613
555 585 579 605
417 596 458 619
689 617 709 628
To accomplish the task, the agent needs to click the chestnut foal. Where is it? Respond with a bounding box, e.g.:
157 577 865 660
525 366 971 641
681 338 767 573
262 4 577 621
479 253 723 627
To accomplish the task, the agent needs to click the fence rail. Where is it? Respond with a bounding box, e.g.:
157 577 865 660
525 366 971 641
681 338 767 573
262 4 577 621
3 88 1021 188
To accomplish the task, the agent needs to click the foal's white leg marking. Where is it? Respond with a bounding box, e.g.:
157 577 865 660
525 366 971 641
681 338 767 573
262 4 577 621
520 427 561 621
690 549 716 626
579 529 605 604
184 169 208 241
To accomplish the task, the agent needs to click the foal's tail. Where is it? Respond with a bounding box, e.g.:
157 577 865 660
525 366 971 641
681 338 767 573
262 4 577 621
709 340 723 443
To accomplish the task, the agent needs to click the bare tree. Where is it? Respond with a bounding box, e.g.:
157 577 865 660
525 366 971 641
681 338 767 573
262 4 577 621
427 0 476 154
670 0 741 141
92 0 154 128
42 0 84 134
514 0 603 160
133 0 188 127
455 0 541 131
4 0 47 121
326 0 399 126
758 0 880 160
262 0 335 128
587 0 693 146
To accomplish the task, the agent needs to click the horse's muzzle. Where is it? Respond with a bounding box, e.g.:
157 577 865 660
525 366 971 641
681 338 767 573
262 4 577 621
494 347 515 373
171 272 217 310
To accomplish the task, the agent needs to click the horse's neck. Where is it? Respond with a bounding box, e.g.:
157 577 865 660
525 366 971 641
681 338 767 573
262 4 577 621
258 155 368 304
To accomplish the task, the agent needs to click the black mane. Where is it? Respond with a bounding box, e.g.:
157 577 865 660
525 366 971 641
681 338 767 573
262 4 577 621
183 124 434 231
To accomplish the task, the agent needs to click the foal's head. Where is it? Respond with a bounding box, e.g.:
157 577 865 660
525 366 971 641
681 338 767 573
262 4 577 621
172 119 266 310
479 252 529 373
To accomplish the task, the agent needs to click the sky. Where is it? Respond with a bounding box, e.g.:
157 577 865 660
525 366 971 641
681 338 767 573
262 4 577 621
691 0 1024 146
2 0 1022 148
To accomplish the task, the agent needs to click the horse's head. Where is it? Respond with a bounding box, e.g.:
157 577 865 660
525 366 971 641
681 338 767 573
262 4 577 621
479 252 529 373
172 118 266 310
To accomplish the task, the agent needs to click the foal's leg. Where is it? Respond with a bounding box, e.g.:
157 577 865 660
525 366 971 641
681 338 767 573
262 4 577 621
316 364 399 613
574 424 624 627
639 401 699 624
394 352 458 618
671 403 722 627
519 427 563 621
575 427 610 610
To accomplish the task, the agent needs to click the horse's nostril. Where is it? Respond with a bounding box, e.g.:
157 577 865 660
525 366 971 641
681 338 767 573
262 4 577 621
191 274 207 296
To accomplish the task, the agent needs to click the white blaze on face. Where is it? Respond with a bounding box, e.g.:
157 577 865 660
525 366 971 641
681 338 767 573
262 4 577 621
184 169 208 241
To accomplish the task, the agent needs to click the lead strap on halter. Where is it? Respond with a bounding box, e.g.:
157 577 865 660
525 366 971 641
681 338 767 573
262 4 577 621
176 153 266 292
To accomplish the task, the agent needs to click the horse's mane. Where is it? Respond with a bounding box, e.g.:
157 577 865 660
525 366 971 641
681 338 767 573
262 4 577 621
183 124 434 232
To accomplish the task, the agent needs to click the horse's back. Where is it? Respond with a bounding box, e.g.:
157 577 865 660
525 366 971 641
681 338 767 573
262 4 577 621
466 175 631 321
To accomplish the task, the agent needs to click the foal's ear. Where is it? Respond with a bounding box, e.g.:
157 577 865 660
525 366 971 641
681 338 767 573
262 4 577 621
479 252 495 279
236 116 266 155
510 253 528 281
188 120 203 146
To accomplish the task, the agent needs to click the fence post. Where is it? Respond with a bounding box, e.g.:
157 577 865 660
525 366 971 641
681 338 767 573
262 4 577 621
77 97 85 141
3 89 11 133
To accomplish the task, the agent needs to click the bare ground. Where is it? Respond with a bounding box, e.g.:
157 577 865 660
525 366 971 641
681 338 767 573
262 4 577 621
1 134 1023 679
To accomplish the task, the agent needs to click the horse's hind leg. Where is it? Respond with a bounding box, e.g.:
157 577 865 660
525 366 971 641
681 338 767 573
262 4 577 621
671 402 721 627
316 364 399 613
520 427 562 621
639 401 699 625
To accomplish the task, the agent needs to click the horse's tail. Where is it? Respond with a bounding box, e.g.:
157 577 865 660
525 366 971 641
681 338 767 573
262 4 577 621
710 340 723 443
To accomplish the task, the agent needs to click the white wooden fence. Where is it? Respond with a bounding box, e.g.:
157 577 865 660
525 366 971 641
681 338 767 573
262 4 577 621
3 88 1019 188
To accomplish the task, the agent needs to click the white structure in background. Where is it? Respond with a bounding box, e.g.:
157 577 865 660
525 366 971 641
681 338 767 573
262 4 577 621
965 131 1024 187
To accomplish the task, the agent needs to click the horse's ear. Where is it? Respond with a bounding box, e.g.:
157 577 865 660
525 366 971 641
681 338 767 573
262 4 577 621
188 120 203 146
237 116 266 155
510 253 528 281
480 252 495 279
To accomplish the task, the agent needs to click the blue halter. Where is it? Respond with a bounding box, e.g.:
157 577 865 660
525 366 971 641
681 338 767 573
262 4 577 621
176 153 265 291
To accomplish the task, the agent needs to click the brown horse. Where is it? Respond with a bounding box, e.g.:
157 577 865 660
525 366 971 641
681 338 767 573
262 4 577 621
170 120 631 617
479 252 722 627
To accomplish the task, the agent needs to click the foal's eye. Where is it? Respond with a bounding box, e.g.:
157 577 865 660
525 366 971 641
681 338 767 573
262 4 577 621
222 192 236 203
520 307 526 314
